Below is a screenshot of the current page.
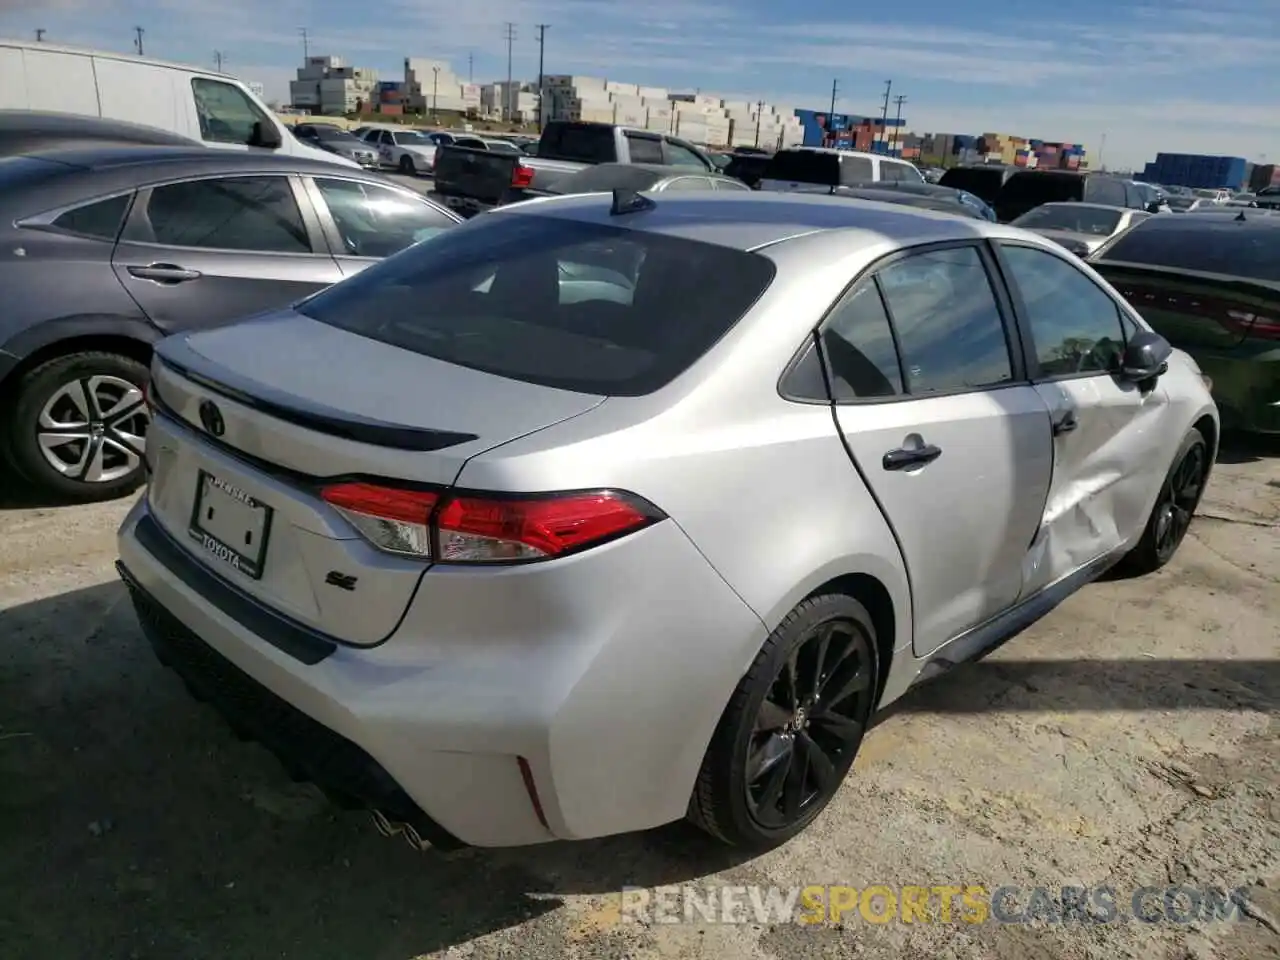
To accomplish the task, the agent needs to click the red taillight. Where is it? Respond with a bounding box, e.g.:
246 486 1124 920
1249 317 1280 340
319 483 661 563
510 164 534 189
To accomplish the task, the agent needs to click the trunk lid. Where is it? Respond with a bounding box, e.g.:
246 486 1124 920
144 309 603 645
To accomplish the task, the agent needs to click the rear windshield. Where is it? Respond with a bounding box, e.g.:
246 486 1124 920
764 151 841 186
551 165 660 194
1013 205 1123 236
938 167 1006 200
999 172 1085 205
538 124 616 163
1096 219 1280 282
297 212 777 396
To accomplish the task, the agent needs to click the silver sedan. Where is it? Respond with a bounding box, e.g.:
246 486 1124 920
117 191 1217 852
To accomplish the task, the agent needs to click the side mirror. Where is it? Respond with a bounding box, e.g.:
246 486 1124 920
1145 200 1162 213
249 120 283 150
1120 330 1172 382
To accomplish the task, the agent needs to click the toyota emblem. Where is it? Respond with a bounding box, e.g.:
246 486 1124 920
198 399 225 437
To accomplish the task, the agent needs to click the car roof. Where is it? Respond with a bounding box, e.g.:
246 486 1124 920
0 37 241 80
1028 202 1134 213
20 145 357 175
494 190 1016 251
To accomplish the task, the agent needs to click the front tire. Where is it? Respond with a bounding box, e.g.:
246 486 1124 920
1118 427 1209 576
689 594 879 850
398 154 416 175
4 351 150 503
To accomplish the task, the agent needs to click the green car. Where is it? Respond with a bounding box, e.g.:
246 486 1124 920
1090 210 1280 434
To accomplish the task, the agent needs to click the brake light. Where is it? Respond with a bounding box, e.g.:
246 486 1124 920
319 483 663 563
511 164 534 189
1249 317 1280 340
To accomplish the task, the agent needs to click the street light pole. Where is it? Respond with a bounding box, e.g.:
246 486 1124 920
891 94 907 152
535 24 550 132
754 100 763 148
431 66 440 123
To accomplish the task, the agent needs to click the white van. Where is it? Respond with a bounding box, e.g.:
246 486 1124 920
758 146 924 193
0 39 357 167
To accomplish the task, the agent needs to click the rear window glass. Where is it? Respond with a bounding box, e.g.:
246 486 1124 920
539 124 616 163
764 151 840 185
1000 172 1084 205
938 167 1007 201
1096 220 1280 282
552 165 660 194
297 213 777 396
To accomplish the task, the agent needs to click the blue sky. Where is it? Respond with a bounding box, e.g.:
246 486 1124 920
3 0 1276 169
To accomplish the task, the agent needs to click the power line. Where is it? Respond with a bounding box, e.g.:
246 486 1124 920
535 24 550 131
891 95 907 151
502 22 517 122
133 26 145 56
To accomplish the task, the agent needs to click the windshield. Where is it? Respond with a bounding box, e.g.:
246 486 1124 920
1167 196 1199 211
1013 205 1123 236
317 130 360 143
1096 219 1280 282
394 131 432 144
296 213 777 396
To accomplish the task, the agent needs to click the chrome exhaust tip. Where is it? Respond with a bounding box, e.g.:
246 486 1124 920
371 809 403 839
371 810 432 851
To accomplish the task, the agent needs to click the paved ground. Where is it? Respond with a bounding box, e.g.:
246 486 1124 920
0 435 1276 960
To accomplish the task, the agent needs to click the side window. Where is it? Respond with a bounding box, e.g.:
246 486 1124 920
820 282 903 400
191 78 270 146
839 156 874 184
625 134 664 164
315 179 456 258
664 140 709 168
999 245 1127 377
455 137 486 149
133 176 311 253
1086 177 1125 207
878 162 905 183
877 246 1014 393
50 194 132 240
378 131 393 145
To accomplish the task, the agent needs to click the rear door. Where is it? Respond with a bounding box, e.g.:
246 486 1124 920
824 242 1053 655
305 176 460 274
993 241 1170 594
112 173 342 333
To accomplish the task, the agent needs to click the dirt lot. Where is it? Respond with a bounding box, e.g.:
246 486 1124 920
1 436 1276 960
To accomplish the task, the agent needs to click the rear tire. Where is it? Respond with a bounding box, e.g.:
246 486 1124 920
688 593 878 850
4 351 150 503
1117 427 1209 576
398 154 416 175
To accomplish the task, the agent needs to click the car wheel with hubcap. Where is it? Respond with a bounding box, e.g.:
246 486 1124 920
5 351 150 503
1117 426 1209 575
689 593 878 849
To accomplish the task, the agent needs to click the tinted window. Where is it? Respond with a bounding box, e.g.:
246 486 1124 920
876 246 1013 393
625 134 664 164
540 124 616 163
487 141 521 155
297 215 776 396
938 167 1007 202
839 156 874 184
136 176 311 253
665 140 708 168
1086 177 1126 207
51 194 131 239
1013 205 1124 236
1000 245 1125 376
764 150 839 186
878 162 907 183
455 137 486 149
191 78 270 146
1000 172 1084 205
1097 219 1280 282
821 282 902 400
315 179 455 258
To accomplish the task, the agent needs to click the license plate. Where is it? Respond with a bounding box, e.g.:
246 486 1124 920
188 470 273 579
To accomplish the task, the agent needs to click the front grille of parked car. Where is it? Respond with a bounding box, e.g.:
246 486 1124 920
117 564 465 849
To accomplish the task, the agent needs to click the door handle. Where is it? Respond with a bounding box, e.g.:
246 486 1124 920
882 444 942 471
127 263 203 284
1052 412 1079 436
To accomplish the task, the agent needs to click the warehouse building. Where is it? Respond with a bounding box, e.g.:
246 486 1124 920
288 56 378 115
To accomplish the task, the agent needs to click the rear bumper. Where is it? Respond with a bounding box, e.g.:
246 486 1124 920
1194 349 1280 434
117 495 765 847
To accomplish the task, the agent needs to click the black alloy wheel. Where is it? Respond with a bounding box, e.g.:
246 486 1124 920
1153 436 1208 564
746 618 874 829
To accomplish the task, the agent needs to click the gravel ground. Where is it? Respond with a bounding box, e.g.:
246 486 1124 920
0 434 1276 960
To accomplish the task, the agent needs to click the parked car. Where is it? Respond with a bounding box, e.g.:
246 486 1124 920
1255 186 1280 210
292 124 379 169
1090 210 1279 434
362 128 442 175
1167 195 1216 213
0 146 461 501
758 147 925 193
1010 202 1151 257
1128 182 1171 214
993 170 1154 222
0 39 355 166
0 110 200 158
545 162 751 196
116 191 1215 854
937 164 1017 205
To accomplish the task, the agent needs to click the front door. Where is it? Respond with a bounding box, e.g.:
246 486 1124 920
994 242 1170 596
822 243 1054 655
112 174 343 333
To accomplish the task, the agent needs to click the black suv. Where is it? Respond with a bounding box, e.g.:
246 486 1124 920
994 170 1152 222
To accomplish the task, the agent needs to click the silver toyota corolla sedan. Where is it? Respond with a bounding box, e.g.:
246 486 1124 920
116 191 1218 852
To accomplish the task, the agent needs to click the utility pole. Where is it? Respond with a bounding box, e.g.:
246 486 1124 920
828 79 838 147
891 95 907 151
467 52 474 83
535 24 549 132
755 99 764 148
1098 132 1107 171
879 80 892 133
298 27 309 61
35 28 46 42
431 65 440 122
213 51 225 72
502 22 516 123
133 26 145 56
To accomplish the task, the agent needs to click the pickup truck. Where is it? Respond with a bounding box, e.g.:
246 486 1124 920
431 119 716 216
